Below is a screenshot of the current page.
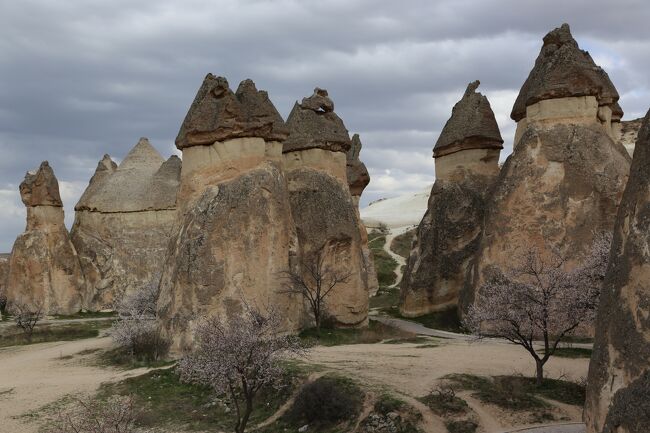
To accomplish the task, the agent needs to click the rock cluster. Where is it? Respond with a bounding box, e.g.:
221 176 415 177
158 77 304 348
5 162 85 314
0 254 9 303
400 81 503 316
70 138 181 309
462 24 630 315
283 89 371 326
584 110 650 433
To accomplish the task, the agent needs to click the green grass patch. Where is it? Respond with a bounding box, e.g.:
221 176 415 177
51 311 116 320
96 347 176 370
390 228 416 259
445 420 478 433
383 336 432 345
421 392 469 416
299 320 415 347
370 287 401 309
98 367 297 432
443 373 585 409
369 235 399 288
0 321 111 348
385 308 465 334
547 347 592 358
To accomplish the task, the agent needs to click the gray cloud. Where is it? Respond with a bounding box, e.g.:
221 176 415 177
0 0 649 251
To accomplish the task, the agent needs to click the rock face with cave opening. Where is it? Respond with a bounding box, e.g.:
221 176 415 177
6 162 85 314
70 138 181 310
282 88 370 327
584 109 650 433
462 24 631 318
400 81 503 317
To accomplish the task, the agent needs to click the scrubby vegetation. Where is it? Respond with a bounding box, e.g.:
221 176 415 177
370 286 400 309
386 307 465 334
299 320 415 346
287 375 364 427
390 228 417 259
443 373 586 408
0 321 110 348
368 230 398 287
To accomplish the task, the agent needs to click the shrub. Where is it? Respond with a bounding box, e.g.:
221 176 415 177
445 420 478 433
374 394 405 415
47 395 139 433
289 376 363 426
422 385 468 416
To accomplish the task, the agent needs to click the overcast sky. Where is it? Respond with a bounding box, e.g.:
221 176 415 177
1 0 649 251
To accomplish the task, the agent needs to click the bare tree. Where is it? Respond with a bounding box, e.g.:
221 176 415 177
178 306 306 433
280 245 351 336
13 302 44 340
110 278 168 360
464 234 611 386
47 395 138 433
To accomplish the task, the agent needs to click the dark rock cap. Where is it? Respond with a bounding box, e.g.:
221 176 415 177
175 74 288 149
511 23 619 122
283 88 351 153
20 161 63 207
612 101 624 121
347 134 370 196
433 81 504 158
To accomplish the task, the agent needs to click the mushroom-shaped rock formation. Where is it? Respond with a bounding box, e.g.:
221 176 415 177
281 89 370 327
400 81 503 317
585 109 650 433
70 139 180 309
175 74 288 149
511 23 619 122
158 76 303 349
463 25 631 322
6 162 84 314
511 24 622 145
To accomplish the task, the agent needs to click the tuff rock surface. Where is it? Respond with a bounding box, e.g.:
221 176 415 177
464 26 630 316
283 89 370 326
401 82 502 316
158 77 304 349
6 162 85 314
511 23 619 122
584 110 650 433
175 74 288 149
70 138 180 309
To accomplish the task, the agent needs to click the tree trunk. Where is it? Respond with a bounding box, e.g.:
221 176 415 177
535 359 544 386
237 396 253 433
315 309 321 338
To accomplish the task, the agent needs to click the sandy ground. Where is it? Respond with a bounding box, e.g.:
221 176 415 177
0 329 589 433
304 338 589 432
0 336 149 433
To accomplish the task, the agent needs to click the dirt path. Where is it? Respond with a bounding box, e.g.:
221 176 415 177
0 336 149 433
304 339 589 432
384 225 411 288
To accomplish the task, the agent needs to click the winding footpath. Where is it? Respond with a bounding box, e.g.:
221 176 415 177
383 225 412 288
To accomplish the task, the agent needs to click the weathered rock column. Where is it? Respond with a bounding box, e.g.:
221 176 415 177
6 162 85 314
282 88 369 327
584 109 650 433
463 24 631 316
157 76 303 349
71 139 180 310
400 81 503 317
347 134 379 296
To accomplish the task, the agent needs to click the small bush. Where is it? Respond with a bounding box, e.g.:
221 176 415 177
374 394 405 414
422 385 468 416
289 376 363 426
47 395 139 433
445 420 478 433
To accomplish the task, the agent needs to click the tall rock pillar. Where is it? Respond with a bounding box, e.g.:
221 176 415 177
157 75 303 349
463 24 631 315
6 162 85 314
400 81 503 317
282 88 369 327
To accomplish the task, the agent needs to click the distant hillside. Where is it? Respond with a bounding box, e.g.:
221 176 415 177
361 186 431 228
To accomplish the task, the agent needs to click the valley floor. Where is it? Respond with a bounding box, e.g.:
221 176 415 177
0 327 589 433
